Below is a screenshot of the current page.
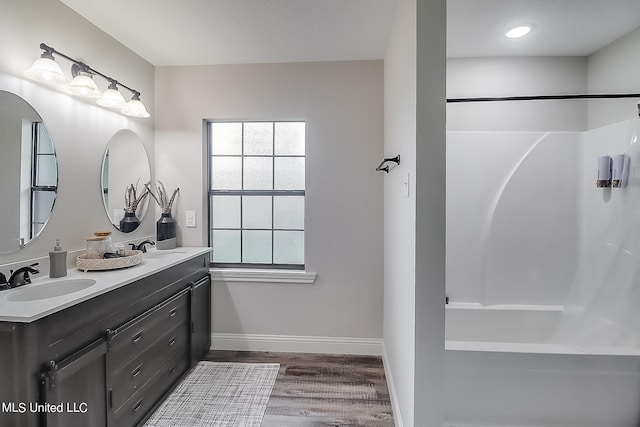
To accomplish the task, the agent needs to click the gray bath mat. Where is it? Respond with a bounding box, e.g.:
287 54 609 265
144 361 280 427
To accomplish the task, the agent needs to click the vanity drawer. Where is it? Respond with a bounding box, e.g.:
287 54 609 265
108 290 188 370
110 320 189 412
112 349 189 427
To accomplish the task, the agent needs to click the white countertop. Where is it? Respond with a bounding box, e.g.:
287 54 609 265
0 247 211 323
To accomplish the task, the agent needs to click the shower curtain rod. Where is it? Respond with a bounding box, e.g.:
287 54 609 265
447 93 640 103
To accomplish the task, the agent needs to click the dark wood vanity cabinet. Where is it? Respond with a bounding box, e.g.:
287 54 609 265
0 253 211 427
40 338 109 427
190 276 211 364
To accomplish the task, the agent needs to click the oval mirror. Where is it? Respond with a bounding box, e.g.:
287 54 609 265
101 129 151 232
0 90 58 254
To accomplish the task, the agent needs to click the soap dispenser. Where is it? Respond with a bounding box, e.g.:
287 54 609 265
49 239 67 278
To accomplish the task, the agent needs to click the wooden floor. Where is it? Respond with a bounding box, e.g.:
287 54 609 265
205 350 395 427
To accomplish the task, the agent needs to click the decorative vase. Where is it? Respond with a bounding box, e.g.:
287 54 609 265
119 212 140 233
156 213 176 250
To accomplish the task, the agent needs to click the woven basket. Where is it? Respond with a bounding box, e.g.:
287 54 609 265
76 250 143 272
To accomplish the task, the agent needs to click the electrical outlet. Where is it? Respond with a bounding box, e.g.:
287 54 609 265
186 210 196 227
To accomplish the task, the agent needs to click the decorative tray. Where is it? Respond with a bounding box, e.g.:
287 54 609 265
76 250 143 272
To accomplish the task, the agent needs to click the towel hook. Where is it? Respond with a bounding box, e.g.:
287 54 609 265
376 155 401 173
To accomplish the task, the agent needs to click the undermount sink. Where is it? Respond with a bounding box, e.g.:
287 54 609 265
7 279 97 302
143 250 187 259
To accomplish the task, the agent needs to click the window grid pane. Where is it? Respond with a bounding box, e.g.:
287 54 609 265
275 122 305 155
274 231 304 265
243 157 273 190
209 121 305 268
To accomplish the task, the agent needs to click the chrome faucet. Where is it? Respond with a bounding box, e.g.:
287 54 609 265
0 263 40 290
129 240 156 253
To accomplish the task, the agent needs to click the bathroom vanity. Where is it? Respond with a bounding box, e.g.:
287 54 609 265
0 247 211 427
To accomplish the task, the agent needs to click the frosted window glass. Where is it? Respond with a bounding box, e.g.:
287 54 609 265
242 230 272 264
37 124 54 154
274 196 304 230
243 157 273 190
212 230 241 263
212 156 242 189
211 123 242 155
274 231 304 264
211 196 241 228
244 122 273 155
242 196 272 229
33 222 44 236
275 122 305 155
208 120 306 266
275 157 305 190
36 155 57 186
33 191 55 223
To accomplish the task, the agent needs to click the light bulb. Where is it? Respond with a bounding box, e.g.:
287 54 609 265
506 25 532 39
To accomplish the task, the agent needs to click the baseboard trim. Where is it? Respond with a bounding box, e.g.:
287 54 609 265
382 342 404 427
211 333 383 355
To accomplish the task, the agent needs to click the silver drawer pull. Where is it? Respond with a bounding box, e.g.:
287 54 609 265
170 364 177 375
132 398 143 413
131 364 143 378
168 336 176 347
131 330 144 343
169 308 177 317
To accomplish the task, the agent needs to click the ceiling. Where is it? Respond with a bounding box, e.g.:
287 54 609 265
59 0 640 66
448 0 640 58
59 0 397 66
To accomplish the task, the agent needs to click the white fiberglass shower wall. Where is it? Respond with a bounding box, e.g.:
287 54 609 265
444 28 640 426
446 56 588 308
446 28 640 315
447 129 581 307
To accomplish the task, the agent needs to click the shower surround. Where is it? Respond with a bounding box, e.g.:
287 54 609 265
445 117 640 426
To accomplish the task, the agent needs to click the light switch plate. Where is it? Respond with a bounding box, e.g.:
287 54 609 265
404 172 410 197
186 210 196 227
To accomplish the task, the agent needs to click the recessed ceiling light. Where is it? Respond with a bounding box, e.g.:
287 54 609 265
506 25 532 39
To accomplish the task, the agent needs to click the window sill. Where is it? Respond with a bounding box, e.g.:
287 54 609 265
210 268 317 284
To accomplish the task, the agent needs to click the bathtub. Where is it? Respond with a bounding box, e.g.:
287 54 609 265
444 304 640 427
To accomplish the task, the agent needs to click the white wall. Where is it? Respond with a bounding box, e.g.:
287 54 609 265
383 0 417 422
383 0 446 425
154 61 384 340
587 27 640 129
447 57 588 132
0 0 155 271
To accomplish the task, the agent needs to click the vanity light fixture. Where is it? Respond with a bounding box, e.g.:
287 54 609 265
24 45 69 85
122 92 150 118
96 80 128 109
66 66 102 98
24 43 150 118
506 25 532 39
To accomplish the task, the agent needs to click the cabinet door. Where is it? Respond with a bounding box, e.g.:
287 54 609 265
40 338 108 427
190 275 211 364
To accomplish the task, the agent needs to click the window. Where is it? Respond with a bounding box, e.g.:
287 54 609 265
207 121 305 269
30 122 57 238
